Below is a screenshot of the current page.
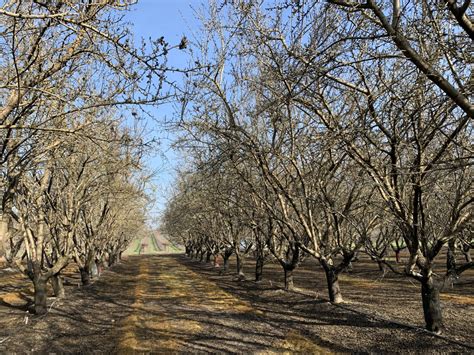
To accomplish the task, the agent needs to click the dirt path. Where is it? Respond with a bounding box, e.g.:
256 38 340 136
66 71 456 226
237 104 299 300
114 255 324 353
0 255 472 353
0 255 327 353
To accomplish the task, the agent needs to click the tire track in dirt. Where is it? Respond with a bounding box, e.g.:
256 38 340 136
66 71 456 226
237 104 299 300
116 255 330 353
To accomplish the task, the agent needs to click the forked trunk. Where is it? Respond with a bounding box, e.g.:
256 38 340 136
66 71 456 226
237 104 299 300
421 277 443 334
284 268 294 290
51 273 65 298
323 264 343 304
80 266 90 286
34 276 48 315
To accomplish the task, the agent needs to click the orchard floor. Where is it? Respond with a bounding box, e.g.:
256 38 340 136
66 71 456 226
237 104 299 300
0 254 472 353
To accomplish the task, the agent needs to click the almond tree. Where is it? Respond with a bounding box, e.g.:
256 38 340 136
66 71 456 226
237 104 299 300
0 0 170 258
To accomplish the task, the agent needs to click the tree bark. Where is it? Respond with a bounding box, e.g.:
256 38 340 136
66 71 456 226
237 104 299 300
446 240 457 279
322 263 343 303
284 267 294 290
236 251 245 280
109 253 118 266
421 277 443 334
206 251 212 263
90 260 99 279
33 276 48 315
377 259 387 274
255 255 264 282
395 250 401 263
80 266 90 286
51 273 65 298
462 244 471 263
0 214 10 258
222 254 230 273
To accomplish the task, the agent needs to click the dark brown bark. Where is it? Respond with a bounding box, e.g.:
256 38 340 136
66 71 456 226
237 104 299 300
322 262 343 303
51 273 65 298
80 266 90 286
255 255 264 282
421 277 443 334
109 253 118 266
33 276 48 315
377 259 387 274
206 251 212 263
222 254 230 273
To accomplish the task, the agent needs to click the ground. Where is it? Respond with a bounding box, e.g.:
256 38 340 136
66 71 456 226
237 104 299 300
0 254 472 353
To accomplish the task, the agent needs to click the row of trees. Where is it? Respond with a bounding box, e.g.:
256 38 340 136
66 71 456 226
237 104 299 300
0 1 169 314
163 0 473 334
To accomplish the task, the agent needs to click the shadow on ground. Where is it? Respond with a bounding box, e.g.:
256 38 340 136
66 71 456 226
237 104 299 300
0 254 472 353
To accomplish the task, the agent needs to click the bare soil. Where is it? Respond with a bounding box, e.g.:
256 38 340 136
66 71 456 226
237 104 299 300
0 254 472 353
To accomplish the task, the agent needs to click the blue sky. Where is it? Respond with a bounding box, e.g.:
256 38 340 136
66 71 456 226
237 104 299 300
125 1 201 224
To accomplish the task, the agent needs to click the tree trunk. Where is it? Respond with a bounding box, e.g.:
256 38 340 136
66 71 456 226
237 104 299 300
377 259 387 274
33 276 48 315
109 253 118 266
236 252 245 280
80 266 90 286
91 260 99 279
462 244 471 263
222 254 230 273
323 264 343 304
255 255 264 282
395 250 401 263
199 250 205 262
213 254 220 267
0 214 10 258
284 267 294 290
446 240 457 279
421 277 443 334
206 251 212 263
51 273 65 298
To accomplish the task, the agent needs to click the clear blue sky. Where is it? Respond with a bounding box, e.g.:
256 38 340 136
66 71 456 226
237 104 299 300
125 0 200 225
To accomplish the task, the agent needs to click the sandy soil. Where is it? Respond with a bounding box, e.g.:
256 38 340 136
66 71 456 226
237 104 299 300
0 254 472 353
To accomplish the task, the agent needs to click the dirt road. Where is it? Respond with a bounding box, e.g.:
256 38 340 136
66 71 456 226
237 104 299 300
0 255 327 353
0 255 472 353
